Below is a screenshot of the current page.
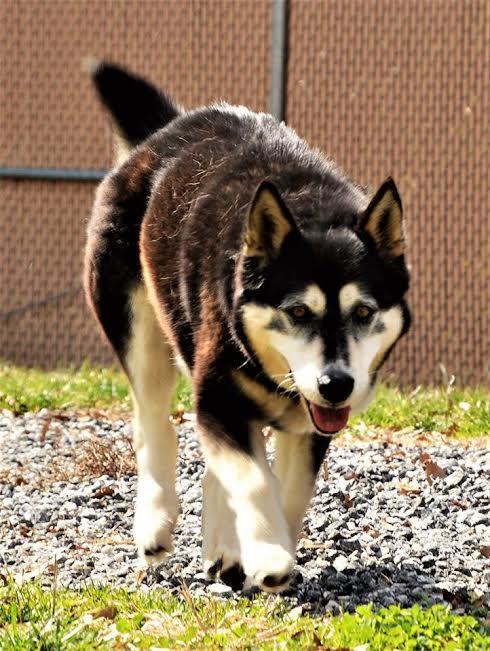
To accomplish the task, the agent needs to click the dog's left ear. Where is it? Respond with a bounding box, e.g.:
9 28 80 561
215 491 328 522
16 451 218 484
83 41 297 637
360 178 405 258
244 181 296 261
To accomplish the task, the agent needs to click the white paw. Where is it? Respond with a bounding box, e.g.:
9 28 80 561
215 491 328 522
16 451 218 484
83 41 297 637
133 491 179 565
242 542 295 593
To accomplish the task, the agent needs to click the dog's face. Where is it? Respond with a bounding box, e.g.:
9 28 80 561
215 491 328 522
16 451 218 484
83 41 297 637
238 181 411 435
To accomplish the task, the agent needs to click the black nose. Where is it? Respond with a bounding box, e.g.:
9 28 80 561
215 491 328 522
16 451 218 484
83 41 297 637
317 368 354 404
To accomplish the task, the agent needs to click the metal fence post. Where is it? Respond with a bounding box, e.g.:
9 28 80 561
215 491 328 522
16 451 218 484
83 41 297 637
270 0 289 123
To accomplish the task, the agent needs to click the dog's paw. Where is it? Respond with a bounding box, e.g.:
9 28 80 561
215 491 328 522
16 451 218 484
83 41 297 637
202 522 246 590
204 557 247 591
242 543 295 594
133 493 179 565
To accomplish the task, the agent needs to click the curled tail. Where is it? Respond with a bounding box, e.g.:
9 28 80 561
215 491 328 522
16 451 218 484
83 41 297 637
91 62 181 157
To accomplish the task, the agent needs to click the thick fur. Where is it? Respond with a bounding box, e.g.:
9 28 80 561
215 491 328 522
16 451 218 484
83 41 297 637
85 63 411 592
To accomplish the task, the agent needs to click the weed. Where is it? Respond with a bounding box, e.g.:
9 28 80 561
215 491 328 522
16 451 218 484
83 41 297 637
0 580 488 650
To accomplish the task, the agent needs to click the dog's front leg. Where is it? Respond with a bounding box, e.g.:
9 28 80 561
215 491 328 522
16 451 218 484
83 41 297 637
201 466 245 589
199 415 294 593
274 432 331 544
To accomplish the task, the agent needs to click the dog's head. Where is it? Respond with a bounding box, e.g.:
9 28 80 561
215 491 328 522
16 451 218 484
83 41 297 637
236 180 411 435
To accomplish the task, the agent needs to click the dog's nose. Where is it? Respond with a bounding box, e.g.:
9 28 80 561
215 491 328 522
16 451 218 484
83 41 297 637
318 368 354 404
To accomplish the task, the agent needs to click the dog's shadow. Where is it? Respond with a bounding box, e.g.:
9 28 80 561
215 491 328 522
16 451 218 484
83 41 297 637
274 560 472 614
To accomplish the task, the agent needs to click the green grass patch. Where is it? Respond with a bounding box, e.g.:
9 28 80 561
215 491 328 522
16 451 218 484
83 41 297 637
0 580 488 650
0 363 488 438
0 362 192 416
0 363 130 413
354 384 490 439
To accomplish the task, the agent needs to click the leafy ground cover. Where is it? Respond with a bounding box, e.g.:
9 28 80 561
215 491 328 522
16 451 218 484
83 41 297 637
0 363 488 438
1 580 488 650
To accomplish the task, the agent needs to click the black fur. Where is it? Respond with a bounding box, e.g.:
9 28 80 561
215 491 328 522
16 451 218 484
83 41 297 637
84 147 159 366
85 63 411 447
92 62 180 146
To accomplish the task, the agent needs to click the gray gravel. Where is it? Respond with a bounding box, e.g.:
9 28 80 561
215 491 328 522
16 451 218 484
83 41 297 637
1 411 489 614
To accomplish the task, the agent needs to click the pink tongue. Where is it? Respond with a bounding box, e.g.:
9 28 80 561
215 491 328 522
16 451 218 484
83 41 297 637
309 404 351 433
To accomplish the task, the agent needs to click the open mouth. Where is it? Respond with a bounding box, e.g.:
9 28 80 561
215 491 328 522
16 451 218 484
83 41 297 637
306 402 351 434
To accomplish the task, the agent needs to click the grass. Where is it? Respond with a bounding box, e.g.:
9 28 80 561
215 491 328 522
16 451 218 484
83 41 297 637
0 362 488 438
1 366 488 647
352 383 490 439
0 362 192 416
0 580 488 650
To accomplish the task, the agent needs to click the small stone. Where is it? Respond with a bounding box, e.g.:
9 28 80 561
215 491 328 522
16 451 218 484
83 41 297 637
469 512 487 527
325 600 341 615
421 555 435 567
207 582 233 596
332 555 348 573
445 469 465 488
193 571 210 582
285 605 303 620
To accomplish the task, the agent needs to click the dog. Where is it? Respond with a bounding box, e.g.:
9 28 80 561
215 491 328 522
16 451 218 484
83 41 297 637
84 63 411 593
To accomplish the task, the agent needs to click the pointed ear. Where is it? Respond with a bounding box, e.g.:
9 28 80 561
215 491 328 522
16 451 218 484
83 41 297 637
360 178 405 258
245 181 296 261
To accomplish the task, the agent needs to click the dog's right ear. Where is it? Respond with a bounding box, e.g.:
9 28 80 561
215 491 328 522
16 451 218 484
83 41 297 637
244 182 296 262
360 178 405 258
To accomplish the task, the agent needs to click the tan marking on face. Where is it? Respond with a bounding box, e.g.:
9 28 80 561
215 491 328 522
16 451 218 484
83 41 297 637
300 284 326 316
270 311 290 330
345 304 403 414
233 370 310 435
368 306 403 374
242 303 290 379
338 283 364 315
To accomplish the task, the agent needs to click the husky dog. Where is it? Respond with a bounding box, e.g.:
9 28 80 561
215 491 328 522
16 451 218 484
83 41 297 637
85 63 411 593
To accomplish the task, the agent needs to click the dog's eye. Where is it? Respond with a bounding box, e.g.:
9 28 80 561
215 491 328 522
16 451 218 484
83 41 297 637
353 304 375 324
287 305 312 322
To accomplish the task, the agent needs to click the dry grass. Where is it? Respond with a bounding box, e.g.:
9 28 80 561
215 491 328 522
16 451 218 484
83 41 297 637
75 436 136 479
0 412 136 489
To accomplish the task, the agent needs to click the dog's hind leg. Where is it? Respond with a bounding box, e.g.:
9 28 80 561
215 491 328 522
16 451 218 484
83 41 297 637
127 285 180 564
274 432 330 545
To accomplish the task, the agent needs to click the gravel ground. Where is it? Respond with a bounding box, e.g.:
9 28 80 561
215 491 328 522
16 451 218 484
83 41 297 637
0 411 489 614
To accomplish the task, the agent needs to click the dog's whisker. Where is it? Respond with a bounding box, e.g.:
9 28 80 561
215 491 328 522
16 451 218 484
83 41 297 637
276 376 296 389
275 377 298 396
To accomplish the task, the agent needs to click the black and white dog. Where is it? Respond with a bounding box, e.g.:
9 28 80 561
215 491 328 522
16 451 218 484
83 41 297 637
85 63 411 593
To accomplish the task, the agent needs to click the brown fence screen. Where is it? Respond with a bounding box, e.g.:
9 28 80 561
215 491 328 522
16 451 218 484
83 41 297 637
287 0 489 386
1 0 488 385
0 0 271 368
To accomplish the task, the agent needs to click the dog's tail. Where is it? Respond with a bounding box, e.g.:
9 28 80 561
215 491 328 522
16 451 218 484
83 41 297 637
91 61 181 162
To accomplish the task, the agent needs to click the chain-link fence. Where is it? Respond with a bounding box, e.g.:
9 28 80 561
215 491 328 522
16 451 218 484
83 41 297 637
1 0 488 385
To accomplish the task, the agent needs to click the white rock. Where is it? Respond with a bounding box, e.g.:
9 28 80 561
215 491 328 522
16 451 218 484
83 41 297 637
445 469 465 487
333 555 348 572
207 582 233 595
